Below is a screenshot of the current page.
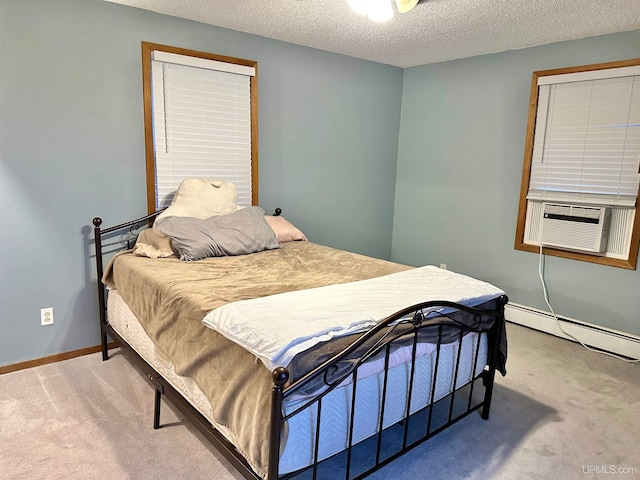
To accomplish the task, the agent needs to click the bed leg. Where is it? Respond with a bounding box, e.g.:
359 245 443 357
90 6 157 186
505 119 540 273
148 374 164 429
100 326 109 361
481 375 494 420
154 388 162 429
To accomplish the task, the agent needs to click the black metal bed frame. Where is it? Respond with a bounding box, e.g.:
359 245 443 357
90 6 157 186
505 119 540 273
93 212 508 480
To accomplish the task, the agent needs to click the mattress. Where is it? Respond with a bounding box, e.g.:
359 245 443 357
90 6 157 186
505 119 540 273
107 288 488 475
107 289 218 433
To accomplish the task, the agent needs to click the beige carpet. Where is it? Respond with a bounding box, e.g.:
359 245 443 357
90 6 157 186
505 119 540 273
1 323 638 480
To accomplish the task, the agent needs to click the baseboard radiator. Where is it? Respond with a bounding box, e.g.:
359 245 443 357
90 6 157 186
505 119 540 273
505 303 640 360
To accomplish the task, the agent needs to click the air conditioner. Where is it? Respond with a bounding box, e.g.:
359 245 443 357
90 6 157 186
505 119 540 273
539 203 611 254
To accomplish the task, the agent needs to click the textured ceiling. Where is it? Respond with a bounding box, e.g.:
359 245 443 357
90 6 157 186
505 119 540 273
106 0 640 68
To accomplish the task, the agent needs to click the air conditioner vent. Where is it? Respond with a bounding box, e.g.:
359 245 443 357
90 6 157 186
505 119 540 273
540 203 611 254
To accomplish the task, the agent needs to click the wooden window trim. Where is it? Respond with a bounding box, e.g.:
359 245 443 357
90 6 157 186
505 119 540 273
514 58 640 270
141 41 259 213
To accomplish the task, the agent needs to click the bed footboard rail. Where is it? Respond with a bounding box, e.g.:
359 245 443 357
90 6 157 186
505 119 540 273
269 295 508 480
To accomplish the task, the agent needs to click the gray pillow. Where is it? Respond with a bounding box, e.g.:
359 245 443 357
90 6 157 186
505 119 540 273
155 206 280 261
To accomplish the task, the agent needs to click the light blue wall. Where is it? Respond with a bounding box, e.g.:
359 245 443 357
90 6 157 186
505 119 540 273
0 0 403 366
392 30 640 336
2 0 638 368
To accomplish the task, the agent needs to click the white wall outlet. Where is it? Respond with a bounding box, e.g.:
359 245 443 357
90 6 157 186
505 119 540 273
41 307 54 326
440 263 447 270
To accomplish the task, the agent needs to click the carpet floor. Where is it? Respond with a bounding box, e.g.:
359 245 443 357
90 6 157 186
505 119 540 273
1 322 638 480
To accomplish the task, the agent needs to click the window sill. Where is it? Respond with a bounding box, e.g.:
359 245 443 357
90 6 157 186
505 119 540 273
514 241 637 270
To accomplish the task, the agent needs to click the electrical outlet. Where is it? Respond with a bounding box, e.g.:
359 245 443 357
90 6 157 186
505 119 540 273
440 263 447 270
41 307 54 326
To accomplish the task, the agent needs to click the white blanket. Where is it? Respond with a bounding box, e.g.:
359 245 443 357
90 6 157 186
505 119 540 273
202 266 505 371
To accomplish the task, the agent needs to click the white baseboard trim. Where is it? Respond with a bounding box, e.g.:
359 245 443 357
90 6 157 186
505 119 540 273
505 302 640 360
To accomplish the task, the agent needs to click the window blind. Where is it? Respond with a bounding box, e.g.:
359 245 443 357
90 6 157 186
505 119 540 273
527 73 640 207
151 51 255 208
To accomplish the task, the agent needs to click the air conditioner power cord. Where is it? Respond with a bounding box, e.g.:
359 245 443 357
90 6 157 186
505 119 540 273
538 244 639 364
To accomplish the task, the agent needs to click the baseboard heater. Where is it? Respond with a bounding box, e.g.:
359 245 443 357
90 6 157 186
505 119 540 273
505 302 640 360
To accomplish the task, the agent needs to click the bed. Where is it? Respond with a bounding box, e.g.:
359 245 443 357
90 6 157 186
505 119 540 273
92 180 508 480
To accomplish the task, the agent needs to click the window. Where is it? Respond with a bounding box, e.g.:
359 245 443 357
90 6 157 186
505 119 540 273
142 42 258 212
515 59 640 269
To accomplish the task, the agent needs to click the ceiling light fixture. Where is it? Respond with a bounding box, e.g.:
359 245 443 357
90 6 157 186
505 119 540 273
348 0 419 22
367 0 394 22
395 0 419 13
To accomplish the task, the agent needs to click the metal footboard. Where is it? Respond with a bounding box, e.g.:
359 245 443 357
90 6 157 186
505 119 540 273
269 297 508 479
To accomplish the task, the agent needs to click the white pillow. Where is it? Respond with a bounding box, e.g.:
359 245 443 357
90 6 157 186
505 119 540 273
156 178 241 222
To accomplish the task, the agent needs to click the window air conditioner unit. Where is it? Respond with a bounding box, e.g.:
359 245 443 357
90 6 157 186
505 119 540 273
540 203 611 254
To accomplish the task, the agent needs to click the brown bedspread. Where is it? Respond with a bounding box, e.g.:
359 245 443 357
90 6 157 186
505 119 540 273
103 241 410 478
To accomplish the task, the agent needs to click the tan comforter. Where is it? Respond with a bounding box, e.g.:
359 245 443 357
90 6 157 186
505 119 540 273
103 241 410 478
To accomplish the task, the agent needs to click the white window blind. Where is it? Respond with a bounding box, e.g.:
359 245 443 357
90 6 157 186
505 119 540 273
151 51 255 208
527 72 640 207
